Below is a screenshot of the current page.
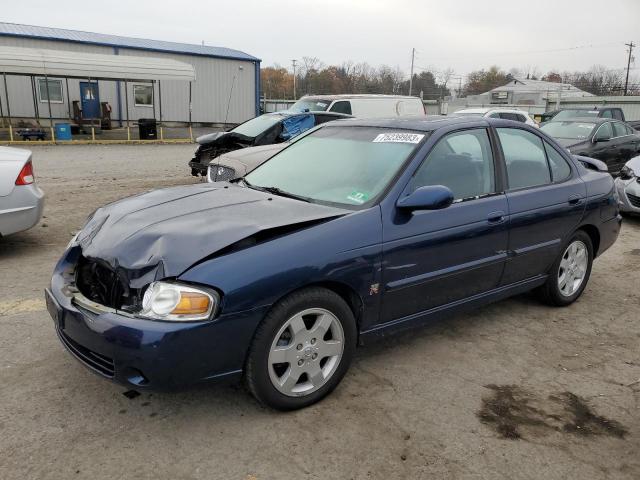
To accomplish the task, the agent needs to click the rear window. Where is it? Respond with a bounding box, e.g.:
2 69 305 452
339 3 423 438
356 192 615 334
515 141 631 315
554 110 599 120
540 121 596 140
290 98 331 112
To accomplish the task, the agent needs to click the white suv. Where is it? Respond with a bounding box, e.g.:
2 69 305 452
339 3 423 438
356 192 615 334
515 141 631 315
451 108 538 127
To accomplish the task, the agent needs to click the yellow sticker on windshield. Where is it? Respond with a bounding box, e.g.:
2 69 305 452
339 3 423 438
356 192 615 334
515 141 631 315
373 133 424 144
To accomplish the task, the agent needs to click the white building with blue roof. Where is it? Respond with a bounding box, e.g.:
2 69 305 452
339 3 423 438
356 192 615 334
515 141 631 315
0 22 261 127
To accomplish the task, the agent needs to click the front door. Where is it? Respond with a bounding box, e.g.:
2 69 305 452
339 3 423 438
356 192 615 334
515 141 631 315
496 127 586 285
381 127 509 323
79 82 100 119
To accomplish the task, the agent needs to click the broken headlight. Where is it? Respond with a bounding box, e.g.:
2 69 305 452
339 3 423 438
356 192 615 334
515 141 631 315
619 165 635 180
139 282 219 321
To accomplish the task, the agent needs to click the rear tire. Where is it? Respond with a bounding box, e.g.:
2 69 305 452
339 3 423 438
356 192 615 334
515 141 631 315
245 287 356 410
537 230 593 306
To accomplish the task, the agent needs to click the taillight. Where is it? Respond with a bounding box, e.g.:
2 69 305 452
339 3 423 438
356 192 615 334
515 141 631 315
15 161 35 185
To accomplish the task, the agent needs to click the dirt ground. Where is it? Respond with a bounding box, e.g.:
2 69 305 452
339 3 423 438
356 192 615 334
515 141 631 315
0 144 638 480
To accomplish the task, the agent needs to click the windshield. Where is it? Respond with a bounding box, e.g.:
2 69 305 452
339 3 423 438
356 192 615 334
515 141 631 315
245 127 426 208
450 111 484 117
231 114 283 138
290 98 331 112
553 109 599 120
541 121 596 140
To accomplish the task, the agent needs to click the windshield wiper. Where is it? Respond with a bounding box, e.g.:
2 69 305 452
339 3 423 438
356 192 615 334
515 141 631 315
236 178 312 203
260 186 312 203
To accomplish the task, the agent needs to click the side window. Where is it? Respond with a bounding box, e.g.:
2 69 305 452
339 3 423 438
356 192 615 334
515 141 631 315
544 141 571 181
516 114 527 123
594 122 613 141
612 122 628 137
499 113 517 121
613 110 624 120
329 101 352 115
601 110 613 118
489 112 501 118
497 128 551 189
410 129 495 200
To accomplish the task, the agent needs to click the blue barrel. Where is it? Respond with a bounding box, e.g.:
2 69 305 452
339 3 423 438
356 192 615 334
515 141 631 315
55 123 72 140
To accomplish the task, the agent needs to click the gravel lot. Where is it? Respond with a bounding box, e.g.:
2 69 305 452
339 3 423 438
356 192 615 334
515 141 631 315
1 144 639 480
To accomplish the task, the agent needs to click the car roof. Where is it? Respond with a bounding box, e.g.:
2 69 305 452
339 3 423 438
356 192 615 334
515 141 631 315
263 111 351 119
319 115 489 132
544 116 616 124
455 107 528 114
298 94 420 101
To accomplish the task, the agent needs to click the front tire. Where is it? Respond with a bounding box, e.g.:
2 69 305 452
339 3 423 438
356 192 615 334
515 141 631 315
245 287 356 410
538 230 593 306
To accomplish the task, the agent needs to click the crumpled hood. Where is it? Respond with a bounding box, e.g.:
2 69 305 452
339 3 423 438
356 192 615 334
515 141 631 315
77 183 347 286
196 131 227 145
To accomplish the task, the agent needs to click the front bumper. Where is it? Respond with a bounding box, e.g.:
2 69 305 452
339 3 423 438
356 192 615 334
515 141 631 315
47 249 267 390
614 177 640 213
0 184 44 236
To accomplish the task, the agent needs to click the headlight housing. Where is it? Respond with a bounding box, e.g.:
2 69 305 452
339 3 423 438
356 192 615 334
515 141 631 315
139 282 219 322
619 165 636 180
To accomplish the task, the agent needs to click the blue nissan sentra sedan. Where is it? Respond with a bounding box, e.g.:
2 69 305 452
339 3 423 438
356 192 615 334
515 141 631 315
46 116 621 410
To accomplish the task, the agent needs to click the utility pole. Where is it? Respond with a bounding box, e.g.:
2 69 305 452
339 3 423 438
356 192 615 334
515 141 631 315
292 59 298 100
624 41 635 96
409 48 415 96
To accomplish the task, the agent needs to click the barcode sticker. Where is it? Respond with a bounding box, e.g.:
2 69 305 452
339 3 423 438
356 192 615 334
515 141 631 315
373 133 424 144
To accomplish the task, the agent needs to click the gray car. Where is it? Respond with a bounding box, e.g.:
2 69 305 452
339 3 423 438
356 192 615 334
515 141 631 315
615 154 640 214
0 146 44 236
207 143 287 183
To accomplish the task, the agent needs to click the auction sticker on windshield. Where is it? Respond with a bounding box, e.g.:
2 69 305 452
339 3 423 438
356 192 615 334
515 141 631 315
346 191 370 204
373 132 425 143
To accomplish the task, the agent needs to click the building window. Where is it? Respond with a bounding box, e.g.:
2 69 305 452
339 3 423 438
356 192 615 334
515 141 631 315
37 78 63 103
134 85 153 107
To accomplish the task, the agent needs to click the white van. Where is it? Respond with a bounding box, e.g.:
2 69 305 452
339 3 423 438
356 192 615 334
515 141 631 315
289 94 425 118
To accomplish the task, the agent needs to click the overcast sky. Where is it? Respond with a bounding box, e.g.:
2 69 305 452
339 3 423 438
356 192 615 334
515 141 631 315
3 0 639 80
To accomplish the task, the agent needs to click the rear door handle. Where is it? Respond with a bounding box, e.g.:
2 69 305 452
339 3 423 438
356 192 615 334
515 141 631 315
487 211 505 224
568 195 583 205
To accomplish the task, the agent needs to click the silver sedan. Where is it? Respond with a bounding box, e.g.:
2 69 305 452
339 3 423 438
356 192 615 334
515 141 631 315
615 155 640 215
0 146 44 237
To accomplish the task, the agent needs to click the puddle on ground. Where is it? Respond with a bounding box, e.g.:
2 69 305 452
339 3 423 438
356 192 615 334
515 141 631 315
478 384 627 440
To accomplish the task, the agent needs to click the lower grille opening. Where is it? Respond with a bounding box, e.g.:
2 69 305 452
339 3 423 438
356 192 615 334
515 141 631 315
627 192 640 208
58 329 115 378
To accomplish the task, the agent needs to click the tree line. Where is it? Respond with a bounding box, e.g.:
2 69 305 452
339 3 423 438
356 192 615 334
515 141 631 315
261 58 640 100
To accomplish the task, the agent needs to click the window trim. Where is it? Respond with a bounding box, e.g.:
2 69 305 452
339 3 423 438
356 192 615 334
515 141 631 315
133 84 154 108
495 126 574 193
593 122 614 142
37 77 64 104
407 126 500 203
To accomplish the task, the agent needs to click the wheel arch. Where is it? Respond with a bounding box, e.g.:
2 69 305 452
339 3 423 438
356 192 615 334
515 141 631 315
576 224 601 257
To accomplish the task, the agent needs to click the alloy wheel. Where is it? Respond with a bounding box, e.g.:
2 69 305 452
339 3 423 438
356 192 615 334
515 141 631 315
557 240 588 297
267 308 344 397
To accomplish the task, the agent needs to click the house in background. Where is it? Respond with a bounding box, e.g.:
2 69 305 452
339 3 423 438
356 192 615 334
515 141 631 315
0 22 261 127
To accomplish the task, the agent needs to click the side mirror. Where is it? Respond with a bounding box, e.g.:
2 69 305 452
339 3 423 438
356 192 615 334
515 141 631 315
397 185 454 211
593 134 610 143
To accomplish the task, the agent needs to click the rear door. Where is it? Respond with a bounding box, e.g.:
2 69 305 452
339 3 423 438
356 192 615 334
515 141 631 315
612 121 640 169
380 127 509 322
497 127 586 285
590 122 621 171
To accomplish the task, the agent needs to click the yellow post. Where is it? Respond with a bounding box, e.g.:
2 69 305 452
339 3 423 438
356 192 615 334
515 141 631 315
160 126 164 141
189 125 193 142
127 126 131 141
51 126 55 143
8 125 13 142
91 127 95 142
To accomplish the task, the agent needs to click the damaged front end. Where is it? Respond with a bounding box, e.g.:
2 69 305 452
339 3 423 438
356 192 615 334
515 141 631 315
189 132 255 177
